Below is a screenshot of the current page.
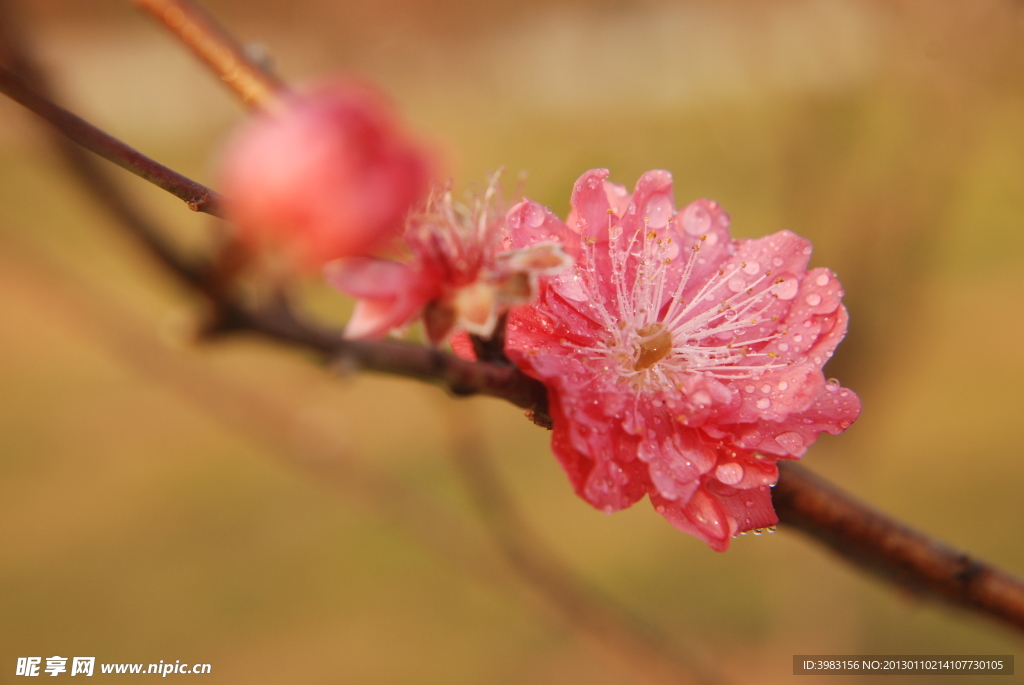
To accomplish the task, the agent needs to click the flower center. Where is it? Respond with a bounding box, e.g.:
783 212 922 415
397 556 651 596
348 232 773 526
634 322 673 370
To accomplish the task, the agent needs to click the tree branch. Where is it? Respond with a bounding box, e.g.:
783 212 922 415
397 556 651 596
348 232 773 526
132 0 286 110
773 461 1024 630
0 62 224 217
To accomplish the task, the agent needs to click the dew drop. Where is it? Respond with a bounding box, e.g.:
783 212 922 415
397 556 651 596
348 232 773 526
715 462 745 485
777 380 789 391
772 257 784 267
681 203 712 235
816 273 829 286
507 210 521 229
773 277 799 300
826 378 840 391
743 261 760 275
745 500 755 508
744 385 755 393
760 384 771 393
728 277 746 292
755 398 771 410
793 334 803 343
645 195 673 228
524 203 546 228
805 293 822 306
775 431 804 454
778 343 789 351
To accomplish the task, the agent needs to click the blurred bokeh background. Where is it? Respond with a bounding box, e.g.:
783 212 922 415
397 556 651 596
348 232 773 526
1 0 1023 682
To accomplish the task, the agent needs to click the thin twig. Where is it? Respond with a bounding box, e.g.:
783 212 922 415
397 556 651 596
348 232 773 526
132 0 286 110
444 403 726 685
0 63 224 217
773 461 1024 630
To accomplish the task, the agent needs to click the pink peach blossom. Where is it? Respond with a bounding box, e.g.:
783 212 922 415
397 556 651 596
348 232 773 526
327 175 571 343
504 169 861 551
220 80 433 268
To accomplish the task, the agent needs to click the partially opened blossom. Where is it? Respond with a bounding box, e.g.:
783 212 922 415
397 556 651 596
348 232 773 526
504 169 861 551
220 80 433 269
327 175 571 343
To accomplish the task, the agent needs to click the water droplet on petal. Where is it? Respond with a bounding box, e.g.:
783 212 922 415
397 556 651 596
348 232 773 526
525 203 546 228
773 278 798 300
826 378 840 391
715 462 744 485
775 431 804 454
760 384 771 393
777 380 789 391
743 261 760 275
744 385 755 393
755 398 771 410
745 500 754 508
816 273 829 286
778 342 789 351
728 277 746 292
805 293 822 306
645 195 673 228
681 202 712 235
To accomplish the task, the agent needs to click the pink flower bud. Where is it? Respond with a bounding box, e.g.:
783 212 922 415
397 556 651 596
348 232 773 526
220 81 434 268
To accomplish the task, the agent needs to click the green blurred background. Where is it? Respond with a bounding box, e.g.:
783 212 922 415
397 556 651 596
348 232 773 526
1 0 1023 682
